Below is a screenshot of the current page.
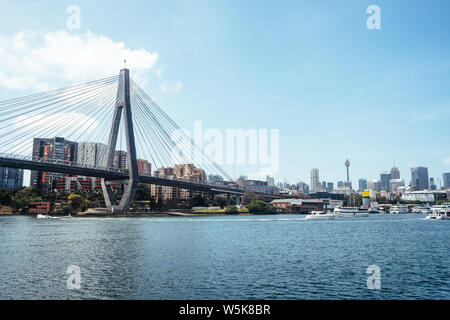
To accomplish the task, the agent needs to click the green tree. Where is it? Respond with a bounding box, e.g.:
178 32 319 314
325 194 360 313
248 200 276 215
225 205 239 215
0 188 14 206
13 187 43 212
243 191 261 205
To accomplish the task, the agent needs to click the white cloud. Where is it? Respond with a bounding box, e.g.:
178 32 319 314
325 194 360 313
160 83 168 93
0 30 159 91
443 157 450 165
172 81 183 93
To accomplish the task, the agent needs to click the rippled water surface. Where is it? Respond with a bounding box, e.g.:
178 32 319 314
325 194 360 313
0 214 449 299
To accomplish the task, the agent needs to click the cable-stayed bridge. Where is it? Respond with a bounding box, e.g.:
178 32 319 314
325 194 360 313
0 69 253 213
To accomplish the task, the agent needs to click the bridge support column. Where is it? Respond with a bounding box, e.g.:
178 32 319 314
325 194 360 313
101 69 139 213
226 193 231 206
236 195 241 206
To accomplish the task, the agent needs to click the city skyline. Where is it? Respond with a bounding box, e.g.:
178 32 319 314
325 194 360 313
0 0 449 185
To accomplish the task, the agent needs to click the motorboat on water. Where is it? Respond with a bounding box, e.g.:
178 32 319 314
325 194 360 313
412 205 431 214
389 205 409 214
426 204 450 220
305 211 336 220
333 207 369 217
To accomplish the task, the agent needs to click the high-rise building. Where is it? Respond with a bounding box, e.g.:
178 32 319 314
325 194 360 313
30 137 77 191
327 182 334 193
337 181 344 188
321 181 327 191
297 181 309 194
390 179 405 193
380 172 391 193
358 178 367 192
429 177 437 191
443 173 450 189
77 142 107 168
390 167 400 180
310 168 320 193
137 159 152 176
0 167 24 190
367 179 381 192
411 167 429 191
113 150 128 170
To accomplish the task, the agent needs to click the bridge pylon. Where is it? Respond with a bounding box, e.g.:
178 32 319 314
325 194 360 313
101 69 139 213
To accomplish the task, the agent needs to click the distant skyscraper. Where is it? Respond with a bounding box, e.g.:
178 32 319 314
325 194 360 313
368 179 381 192
321 181 327 191
390 179 405 193
443 173 450 189
358 178 367 192
390 167 400 180
327 182 334 193
380 172 391 192
0 167 23 190
411 167 429 191
297 181 309 194
429 177 437 191
310 168 320 192
337 181 344 188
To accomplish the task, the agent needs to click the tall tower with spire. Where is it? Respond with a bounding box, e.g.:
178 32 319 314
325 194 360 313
345 159 350 183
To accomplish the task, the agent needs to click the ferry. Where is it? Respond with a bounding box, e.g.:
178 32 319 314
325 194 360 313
305 211 336 220
426 204 450 220
333 207 369 217
390 205 409 214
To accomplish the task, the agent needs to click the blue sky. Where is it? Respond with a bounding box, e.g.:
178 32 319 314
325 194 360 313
0 0 449 187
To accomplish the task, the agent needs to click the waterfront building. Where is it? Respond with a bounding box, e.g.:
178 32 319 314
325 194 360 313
0 167 24 190
390 167 400 180
113 150 128 170
30 137 77 191
358 178 367 192
411 167 429 191
77 142 107 168
137 159 152 176
150 164 207 201
310 168 320 193
236 178 280 195
401 191 447 203
380 172 391 193
444 173 450 189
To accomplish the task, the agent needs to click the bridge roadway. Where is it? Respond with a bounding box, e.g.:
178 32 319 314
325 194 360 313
0 156 247 195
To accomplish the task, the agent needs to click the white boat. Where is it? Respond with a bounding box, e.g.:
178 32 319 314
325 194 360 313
412 205 431 214
426 204 450 220
390 205 409 214
333 207 369 217
305 211 336 220
36 214 59 219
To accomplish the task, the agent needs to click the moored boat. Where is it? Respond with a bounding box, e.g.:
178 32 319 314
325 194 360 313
333 207 369 217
